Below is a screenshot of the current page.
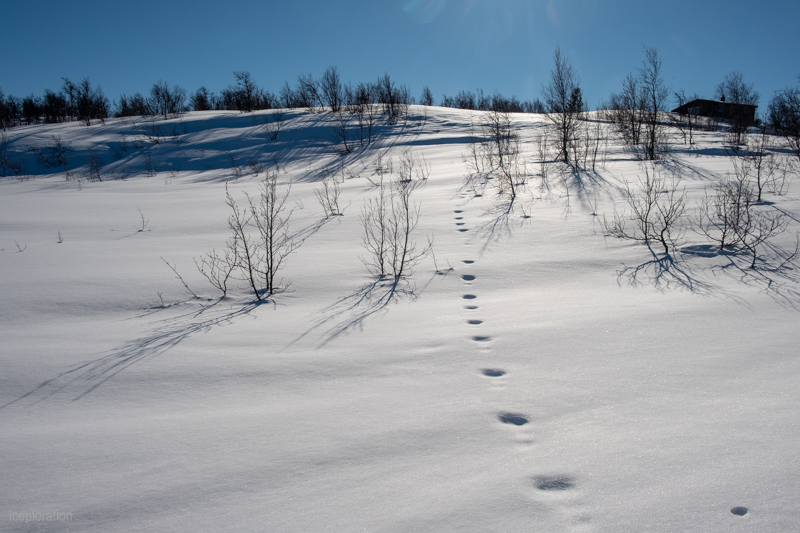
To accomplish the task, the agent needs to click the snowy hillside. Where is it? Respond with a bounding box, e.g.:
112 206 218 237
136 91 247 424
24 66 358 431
1 107 799 532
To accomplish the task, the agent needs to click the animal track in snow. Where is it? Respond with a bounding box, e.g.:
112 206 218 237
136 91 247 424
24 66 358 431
455 222 466 226
463 305 478 310
462 260 474 264
462 275 476 281
498 412 528 426
482 369 506 377
731 506 748 516
458 228 469 232
471 335 492 342
453 210 463 213
533 475 576 491
467 319 483 325
462 294 477 300
455 216 464 220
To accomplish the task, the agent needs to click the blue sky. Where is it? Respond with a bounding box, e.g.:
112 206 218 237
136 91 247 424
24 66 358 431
2 0 797 112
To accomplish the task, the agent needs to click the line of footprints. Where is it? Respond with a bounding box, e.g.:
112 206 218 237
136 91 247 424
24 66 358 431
453 208 583 517
454 207 750 523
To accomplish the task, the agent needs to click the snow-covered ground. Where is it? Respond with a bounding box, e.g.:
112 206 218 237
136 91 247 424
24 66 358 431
1 107 799 532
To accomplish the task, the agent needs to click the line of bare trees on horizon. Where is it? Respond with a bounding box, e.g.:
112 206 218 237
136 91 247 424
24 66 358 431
2 57 799 167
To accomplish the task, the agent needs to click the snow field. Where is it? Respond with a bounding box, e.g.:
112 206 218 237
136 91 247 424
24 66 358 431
1 106 799 531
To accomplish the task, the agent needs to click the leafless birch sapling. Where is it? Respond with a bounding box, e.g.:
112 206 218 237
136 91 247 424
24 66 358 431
638 47 670 161
195 235 240 297
463 112 525 199
695 173 795 268
246 167 302 296
333 111 351 153
388 178 433 278
361 172 391 277
361 158 432 279
605 168 687 254
224 184 260 298
29 134 71 169
542 47 584 165
315 174 343 216
694 175 748 251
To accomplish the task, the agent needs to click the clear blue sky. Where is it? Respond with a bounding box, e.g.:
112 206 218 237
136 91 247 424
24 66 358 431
2 0 797 112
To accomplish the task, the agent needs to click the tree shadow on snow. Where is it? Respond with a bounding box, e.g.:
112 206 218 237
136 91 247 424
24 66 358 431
616 243 723 298
462 194 533 255
0 300 260 408
618 241 800 310
708 246 800 311
291 276 427 348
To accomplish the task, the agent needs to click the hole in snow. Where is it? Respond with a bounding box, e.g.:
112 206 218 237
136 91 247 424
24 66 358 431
731 507 748 516
455 217 464 220
498 412 528 426
462 275 475 281
458 228 469 232
454 210 463 213
467 319 483 325
534 476 575 491
456 222 466 226
463 305 478 310
462 260 474 264
472 335 491 342
482 369 505 377
462 294 477 300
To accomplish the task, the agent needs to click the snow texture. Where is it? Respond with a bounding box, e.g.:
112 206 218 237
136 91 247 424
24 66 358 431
1 106 798 531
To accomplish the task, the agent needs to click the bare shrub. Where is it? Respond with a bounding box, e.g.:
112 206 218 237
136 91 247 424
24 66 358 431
227 151 244 178
161 257 197 298
144 150 156 177
247 168 302 296
766 155 795 195
397 150 430 184
140 116 163 144
195 242 239 297
84 144 103 182
671 89 700 146
696 172 796 268
110 135 129 160
586 120 608 171
332 111 351 153
314 174 343 216
737 200 794 269
219 167 302 299
463 111 526 199
542 47 584 165
768 83 800 162
361 172 391 277
29 134 71 168
361 161 432 279
248 160 264 176
604 167 687 254
609 48 670 160
638 47 670 160
740 130 775 202
1 132 27 178
693 175 749 251
534 126 552 190
135 208 150 232
262 110 283 141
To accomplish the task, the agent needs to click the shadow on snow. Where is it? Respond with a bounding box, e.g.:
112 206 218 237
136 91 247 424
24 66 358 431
0 299 261 408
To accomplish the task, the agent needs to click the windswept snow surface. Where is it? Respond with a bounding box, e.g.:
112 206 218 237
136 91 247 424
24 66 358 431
1 107 799 532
